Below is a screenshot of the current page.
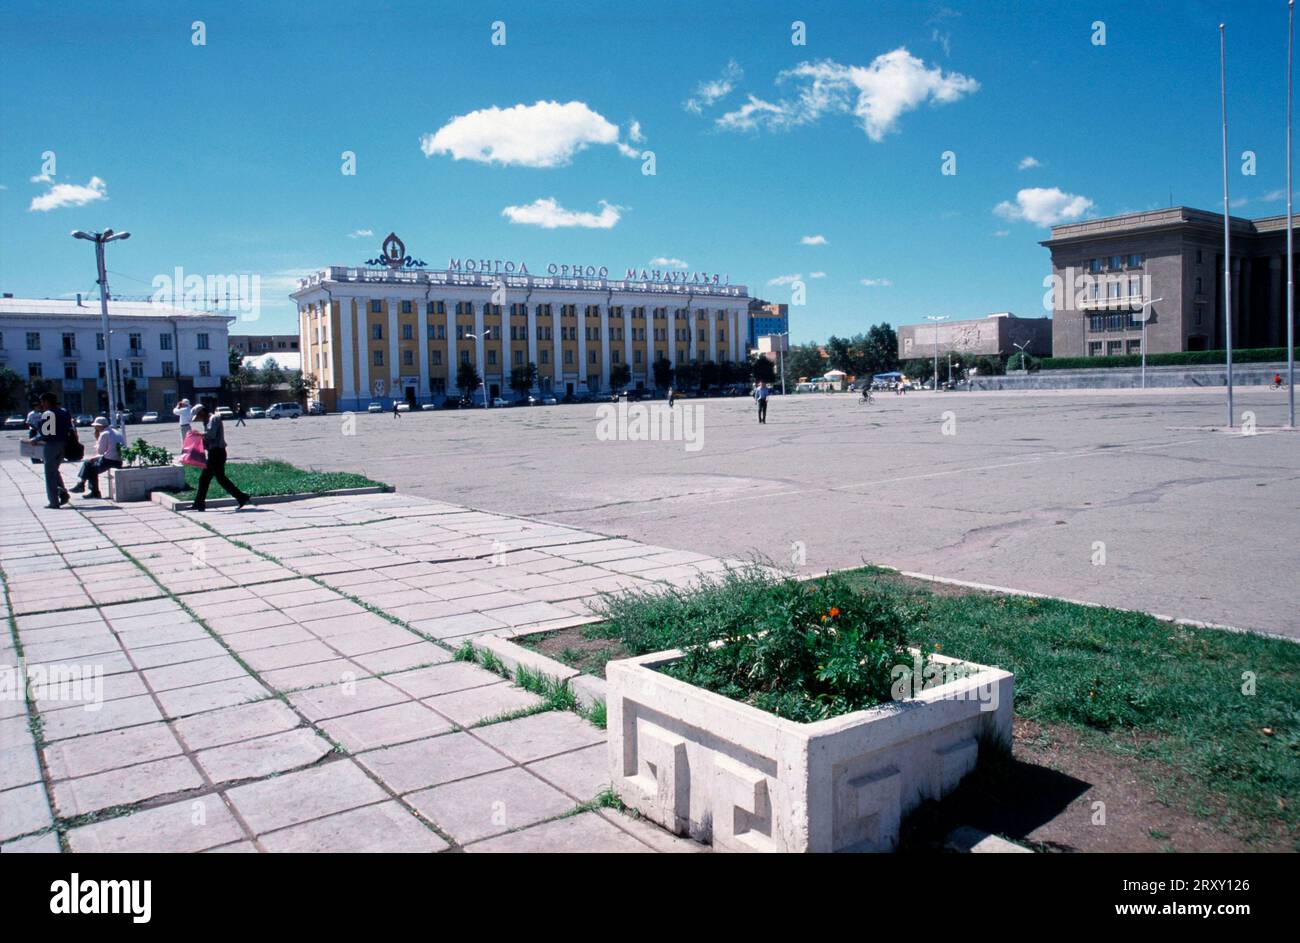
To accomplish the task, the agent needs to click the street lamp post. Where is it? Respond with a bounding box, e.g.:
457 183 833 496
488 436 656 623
924 316 947 391
71 229 130 434
776 331 789 396
1136 296 1164 389
466 329 492 408
1011 339 1031 372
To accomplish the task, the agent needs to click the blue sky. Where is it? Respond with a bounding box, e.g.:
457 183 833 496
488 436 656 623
0 0 1292 341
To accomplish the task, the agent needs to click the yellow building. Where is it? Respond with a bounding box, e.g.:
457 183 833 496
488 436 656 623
292 248 753 410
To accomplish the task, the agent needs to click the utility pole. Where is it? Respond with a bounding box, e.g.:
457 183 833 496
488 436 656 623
72 229 131 435
924 316 947 391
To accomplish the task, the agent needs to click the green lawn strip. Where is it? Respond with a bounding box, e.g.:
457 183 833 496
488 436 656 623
174 459 385 500
838 568 1299 842
561 564 1298 842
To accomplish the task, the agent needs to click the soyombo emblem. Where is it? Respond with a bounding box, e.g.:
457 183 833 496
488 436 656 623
366 233 425 269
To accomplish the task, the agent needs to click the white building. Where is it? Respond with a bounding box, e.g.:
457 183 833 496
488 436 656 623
0 297 234 415
291 245 753 411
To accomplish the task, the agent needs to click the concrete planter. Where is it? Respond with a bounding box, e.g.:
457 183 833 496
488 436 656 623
607 649 1013 853
107 465 186 502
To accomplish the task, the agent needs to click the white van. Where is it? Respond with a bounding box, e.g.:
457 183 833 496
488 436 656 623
266 402 303 420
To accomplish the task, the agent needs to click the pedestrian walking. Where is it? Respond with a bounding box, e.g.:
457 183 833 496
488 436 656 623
70 417 124 499
392 400 401 418
667 387 676 408
189 404 251 512
173 398 193 443
235 402 247 426
33 392 74 509
754 381 770 424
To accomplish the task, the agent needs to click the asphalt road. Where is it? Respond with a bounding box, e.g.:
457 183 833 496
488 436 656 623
6 387 1296 636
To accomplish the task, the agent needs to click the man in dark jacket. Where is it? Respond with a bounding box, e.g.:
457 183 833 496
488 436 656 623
190 404 251 512
34 392 73 509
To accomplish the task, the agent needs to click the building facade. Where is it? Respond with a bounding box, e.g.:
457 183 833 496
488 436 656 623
0 298 233 414
1041 207 1299 358
292 263 753 410
897 312 1051 361
747 300 789 350
230 333 299 357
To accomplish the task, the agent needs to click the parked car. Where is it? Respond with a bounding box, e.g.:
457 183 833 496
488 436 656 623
3 415 27 430
140 411 160 423
248 407 266 419
214 406 234 419
116 410 136 424
307 401 326 415
74 414 94 427
491 397 509 408
366 402 383 413
420 403 438 411
395 402 411 412
267 402 302 420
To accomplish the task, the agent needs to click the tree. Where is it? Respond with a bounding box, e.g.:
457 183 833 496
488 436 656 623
227 345 244 376
258 356 285 393
675 361 700 392
609 362 631 391
865 323 899 375
288 369 318 404
0 367 25 413
509 362 538 399
750 354 777 384
457 361 481 398
784 343 826 387
699 360 719 390
652 356 674 390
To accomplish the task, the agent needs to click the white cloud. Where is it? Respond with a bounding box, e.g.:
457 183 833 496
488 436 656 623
501 198 622 229
810 271 827 278
348 229 374 239
715 49 978 141
994 187 1095 227
420 100 634 167
1018 156 1042 170
29 173 52 183
800 234 828 245
992 229 1010 237
650 257 688 268
860 277 893 287
628 120 644 143
685 60 742 113
767 273 802 286
1229 196 1249 209
29 176 106 212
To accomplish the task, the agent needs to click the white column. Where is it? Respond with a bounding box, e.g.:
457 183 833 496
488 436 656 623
551 306 562 391
500 306 509 390
738 307 750 360
417 301 429 404
526 302 538 387
599 305 610 391
623 306 633 379
668 309 677 373
387 298 399 400
444 302 455 396
730 309 739 363
355 298 370 402
339 297 355 407
577 304 588 388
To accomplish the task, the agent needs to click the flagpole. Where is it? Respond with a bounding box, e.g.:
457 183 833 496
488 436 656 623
1221 23 1234 428
1287 0 1295 427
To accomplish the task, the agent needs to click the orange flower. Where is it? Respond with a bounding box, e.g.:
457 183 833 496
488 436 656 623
829 607 841 618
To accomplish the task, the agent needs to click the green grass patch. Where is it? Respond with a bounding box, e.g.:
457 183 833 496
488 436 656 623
175 459 385 500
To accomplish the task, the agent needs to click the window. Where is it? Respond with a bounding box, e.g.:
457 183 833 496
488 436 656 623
564 350 573 365
370 300 382 313
403 350 413 366
634 349 642 364
96 333 104 351
197 333 210 350
372 324 383 340
1195 276 1203 294
1088 341 1103 357
1108 282 1121 300
432 349 443 365
1127 254 1143 268
373 350 384 366
456 325 465 340
541 350 549 364
402 324 413 340
461 350 470 365
199 360 211 377
130 362 144 380
1089 259 1102 274
488 350 496 365
1107 341 1122 356
401 300 412 314
1129 277 1142 298
160 333 173 351
64 362 77 380
26 332 40 350
1127 339 1142 355
162 362 175 378
1109 256 1122 270
514 350 523 365
589 350 597 364
62 332 76 354
28 362 41 378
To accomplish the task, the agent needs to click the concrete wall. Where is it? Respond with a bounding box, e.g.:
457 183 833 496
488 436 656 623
969 361 1288 391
